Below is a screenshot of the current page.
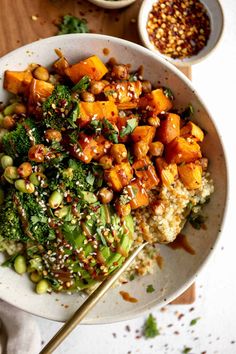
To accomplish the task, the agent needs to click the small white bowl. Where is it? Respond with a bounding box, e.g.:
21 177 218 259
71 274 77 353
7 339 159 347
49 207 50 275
87 0 136 10
138 0 224 66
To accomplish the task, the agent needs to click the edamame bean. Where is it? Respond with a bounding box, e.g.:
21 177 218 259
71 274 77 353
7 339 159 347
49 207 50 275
36 279 49 294
1 155 13 169
55 206 69 219
30 271 41 283
48 191 63 209
4 166 19 183
15 179 35 194
14 255 27 275
3 103 17 116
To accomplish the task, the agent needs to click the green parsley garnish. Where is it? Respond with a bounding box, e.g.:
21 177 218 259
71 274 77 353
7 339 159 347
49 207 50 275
181 104 194 120
103 119 118 143
72 76 90 93
190 317 201 326
143 314 160 339
57 15 89 35
120 118 138 138
182 347 192 354
146 284 155 293
163 87 174 100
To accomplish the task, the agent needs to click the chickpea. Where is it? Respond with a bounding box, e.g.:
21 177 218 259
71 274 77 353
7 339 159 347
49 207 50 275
1 155 13 169
28 144 47 163
81 91 95 102
36 279 49 294
142 80 152 94
111 64 129 80
33 66 49 81
45 129 62 142
110 144 127 164
48 191 63 209
14 255 27 275
133 141 149 160
18 162 32 178
90 81 106 95
2 115 15 129
14 103 27 115
147 116 160 127
98 187 114 204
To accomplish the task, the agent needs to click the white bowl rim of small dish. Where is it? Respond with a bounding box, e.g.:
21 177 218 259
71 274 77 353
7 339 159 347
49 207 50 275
87 0 136 10
0 33 228 323
138 0 225 67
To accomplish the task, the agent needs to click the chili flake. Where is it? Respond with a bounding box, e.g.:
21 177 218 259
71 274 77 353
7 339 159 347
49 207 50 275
147 0 211 59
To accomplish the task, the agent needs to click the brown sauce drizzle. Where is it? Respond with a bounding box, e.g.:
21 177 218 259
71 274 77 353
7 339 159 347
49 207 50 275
13 194 34 241
119 291 138 303
156 254 164 269
168 233 195 255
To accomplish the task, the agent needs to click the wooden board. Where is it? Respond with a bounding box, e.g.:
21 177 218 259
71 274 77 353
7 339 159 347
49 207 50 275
0 0 195 304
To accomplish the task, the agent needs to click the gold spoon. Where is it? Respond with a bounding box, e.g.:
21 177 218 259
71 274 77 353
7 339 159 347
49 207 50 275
40 241 148 354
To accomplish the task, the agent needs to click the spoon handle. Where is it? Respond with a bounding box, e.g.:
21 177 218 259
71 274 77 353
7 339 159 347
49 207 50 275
40 241 148 354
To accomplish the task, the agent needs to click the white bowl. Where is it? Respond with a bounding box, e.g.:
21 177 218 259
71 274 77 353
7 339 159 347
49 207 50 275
138 0 224 66
0 34 227 323
87 0 136 10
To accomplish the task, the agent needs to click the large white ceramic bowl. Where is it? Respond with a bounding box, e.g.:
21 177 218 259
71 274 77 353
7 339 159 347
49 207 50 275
138 0 224 66
0 34 227 323
87 0 136 10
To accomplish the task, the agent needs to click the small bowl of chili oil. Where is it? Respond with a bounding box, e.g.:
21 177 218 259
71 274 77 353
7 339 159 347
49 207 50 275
138 0 224 66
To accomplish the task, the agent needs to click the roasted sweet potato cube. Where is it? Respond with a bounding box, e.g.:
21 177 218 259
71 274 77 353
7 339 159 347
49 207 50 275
156 113 180 144
139 88 173 114
4 70 33 95
79 101 118 127
65 55 108 83
104 162 133 192
117 102 138 110
149 141 164 157
53 56 70 76
93 135 112 160
156 157 178 187
178 163 202 189
165 137 202 164
28 79 54 113
126 179 149 209
131 126 156 144
110 144 127 163
180 121 204 142
74 133 98 163
133 156 159 190
104 81 142 103
133 141 149 159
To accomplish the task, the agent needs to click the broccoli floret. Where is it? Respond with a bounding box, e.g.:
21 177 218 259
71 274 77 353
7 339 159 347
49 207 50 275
42 85 74 129
2 118 41 160
0 189 27 242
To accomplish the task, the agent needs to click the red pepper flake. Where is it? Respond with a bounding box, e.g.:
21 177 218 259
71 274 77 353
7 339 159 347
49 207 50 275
178 313 184 320
147 0 211 59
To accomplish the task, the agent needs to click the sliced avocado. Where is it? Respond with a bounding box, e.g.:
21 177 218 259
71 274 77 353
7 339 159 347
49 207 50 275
84 243 94 257
106 251 123 268
81 191 97 204
123 214 134 237
116 233 131 258
100 204 111 224
97 246 111 264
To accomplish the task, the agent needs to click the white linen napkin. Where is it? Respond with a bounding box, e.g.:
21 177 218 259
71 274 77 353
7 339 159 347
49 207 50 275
0 300 41 354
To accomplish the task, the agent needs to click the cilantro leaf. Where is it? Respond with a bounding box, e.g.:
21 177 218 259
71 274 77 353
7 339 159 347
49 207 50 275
146 284 155 293
67 100 80 128
163 87 174 100
182 347 192 354
120 118 138 138
72 76 90 93
143 314 160 338
190 317 201 326
57 15 89 35
103 119 118 143
181 104 194 120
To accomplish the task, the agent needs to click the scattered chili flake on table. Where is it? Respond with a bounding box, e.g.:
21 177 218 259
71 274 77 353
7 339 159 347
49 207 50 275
147 0 211 59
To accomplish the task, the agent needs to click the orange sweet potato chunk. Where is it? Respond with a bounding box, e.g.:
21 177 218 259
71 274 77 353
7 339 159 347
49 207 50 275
133 156 159 190
4 70 33 95
131 126 156 144
126 179 149 209
178 162 202 189
156 113 180 144
165 137 202 164
65 55 108 83
155 157 178 187
104 162 133 192
180 121 204 142
79 101 118 127
139 88 173 115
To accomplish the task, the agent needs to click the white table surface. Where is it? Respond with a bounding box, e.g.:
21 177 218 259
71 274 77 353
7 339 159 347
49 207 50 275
35 1 236 353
